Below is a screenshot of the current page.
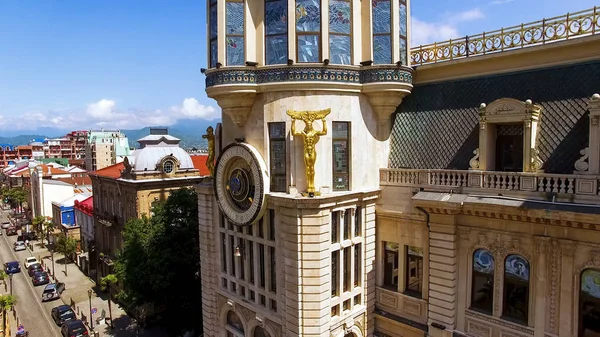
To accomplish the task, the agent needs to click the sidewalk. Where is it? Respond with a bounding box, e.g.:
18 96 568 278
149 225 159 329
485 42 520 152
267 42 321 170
28 242 167 337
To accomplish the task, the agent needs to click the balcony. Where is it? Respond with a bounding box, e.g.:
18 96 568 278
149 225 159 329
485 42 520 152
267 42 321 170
411 7 600 65
380 168 600 203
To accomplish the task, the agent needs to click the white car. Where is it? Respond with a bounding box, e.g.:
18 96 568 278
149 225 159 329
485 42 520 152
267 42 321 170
24 257 39 269
14 241 26 252
1 222 11 229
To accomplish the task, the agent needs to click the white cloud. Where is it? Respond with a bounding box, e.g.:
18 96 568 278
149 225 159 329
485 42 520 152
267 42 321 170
0 98 221 132
490 0 514 5
412 8 485 46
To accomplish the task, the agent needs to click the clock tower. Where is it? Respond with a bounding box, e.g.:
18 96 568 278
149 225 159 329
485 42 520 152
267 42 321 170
197 1 413 336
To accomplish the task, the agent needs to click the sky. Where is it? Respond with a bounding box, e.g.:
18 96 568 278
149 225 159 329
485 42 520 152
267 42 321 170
0 0 597 133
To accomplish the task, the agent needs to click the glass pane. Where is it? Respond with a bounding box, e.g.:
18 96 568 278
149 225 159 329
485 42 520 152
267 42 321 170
333 140 348 173
296 0 321 32
505 255 530 281
333 122 348 138
227 37 245 65
271 176 286 193
329 0 351 34
406 252 423 294
266 35 288 65
269 122 286 138
399 3 407 37
226 2 245 35
343 246 351 291
407 246 423 257
210 5 218 39
331 211 338 242
372 0 391 34
472 273 494 313
333 174 348 191
269 141 286 174
354 243 361 287
503 281 528 322
473 249 494 274
332 251 339 296
581 269 600 299
254 326 270 337
210 40 218 68
297 34 320 62
330 35 351 65
383 241 398 290
266 0 288 35
227 311 244 333
373 35 392 64
399 38 407 66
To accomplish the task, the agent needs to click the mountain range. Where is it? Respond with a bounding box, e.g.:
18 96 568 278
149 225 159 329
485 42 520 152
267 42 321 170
0 119 221 150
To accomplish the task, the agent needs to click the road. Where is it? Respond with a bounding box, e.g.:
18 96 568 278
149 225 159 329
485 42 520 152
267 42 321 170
0 210 62 337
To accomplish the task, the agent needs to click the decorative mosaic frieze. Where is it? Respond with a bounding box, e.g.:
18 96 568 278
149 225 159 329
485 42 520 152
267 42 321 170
205 65 413 87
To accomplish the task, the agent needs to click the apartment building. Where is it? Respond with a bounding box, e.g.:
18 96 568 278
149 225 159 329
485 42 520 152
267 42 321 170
84 130 132 171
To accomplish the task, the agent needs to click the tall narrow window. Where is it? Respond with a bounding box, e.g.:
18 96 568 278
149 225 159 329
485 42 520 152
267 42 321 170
372 0 392 64
405 246 423 297
209 0 218 68
249 241 255 284
270 246 277 292
383 242 398 290
331 211 339 242
343 246 351 291
226 0 245 65
269 123 287 192
354 243 361 287
495 124 524 172
471 249 494 314
259 244 266 288
354 206 362 237
229 236 236 277
328 0 351 64
332 122 350 191
343 209 351 240
221 233 228 273
503 255 529 324
579 269 600 337
265 0 288 65
332 251 339 296
296 0 321 62
399 0 408 65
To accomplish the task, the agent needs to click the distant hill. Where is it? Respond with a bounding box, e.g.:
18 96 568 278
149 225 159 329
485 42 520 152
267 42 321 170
0 119 220 150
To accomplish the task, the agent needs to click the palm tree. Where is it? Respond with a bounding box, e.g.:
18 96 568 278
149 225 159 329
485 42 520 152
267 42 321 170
45 220 55 248
0 294 17 336
100 274 118 329
0 271 6 292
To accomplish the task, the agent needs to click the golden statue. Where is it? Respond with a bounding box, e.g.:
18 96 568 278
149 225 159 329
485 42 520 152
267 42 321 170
203 126 215 177
287 108 331 196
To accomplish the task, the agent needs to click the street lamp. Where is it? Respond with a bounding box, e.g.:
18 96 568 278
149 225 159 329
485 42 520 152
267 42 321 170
88 289 94 331
9 273 13 296
51 250 55 279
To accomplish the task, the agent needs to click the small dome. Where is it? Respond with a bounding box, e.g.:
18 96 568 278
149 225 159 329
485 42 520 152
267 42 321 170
132 146 195 172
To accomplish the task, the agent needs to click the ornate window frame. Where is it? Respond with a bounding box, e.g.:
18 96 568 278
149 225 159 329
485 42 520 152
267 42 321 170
573 249 600 337
295 0 323 63
477 98 543 173
328 0 352 65
225 0 246 66
158 155 180 176
265 0 288 65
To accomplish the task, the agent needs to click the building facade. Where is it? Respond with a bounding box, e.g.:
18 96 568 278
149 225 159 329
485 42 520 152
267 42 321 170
88 134 208 282
84 130 132 171
198 3 600 337
74 196 95 277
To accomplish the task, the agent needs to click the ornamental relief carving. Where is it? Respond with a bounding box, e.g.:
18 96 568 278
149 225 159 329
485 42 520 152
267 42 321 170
575 249 600 275
546 239 560 334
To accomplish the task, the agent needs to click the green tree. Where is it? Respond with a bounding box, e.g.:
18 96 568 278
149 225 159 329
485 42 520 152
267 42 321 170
100 274 118 329
0 294 17 335
55 233 77 276
115 188 201 335
32 216 47 244
5 187 26 212
45 220 55 247
0 271 6 292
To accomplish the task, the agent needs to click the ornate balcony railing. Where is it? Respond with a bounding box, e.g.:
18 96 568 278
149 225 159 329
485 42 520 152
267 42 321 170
411 7 600 65
380 168 600 197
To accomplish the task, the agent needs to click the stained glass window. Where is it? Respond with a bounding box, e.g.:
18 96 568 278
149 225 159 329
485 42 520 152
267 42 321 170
332 122 350 191
209 0 218 68
471 249 494 314
329 0 351 64
580 269 600 337
372 0 392 64
399 0 408 65
503 255 530 324
265 0 288 65
269 122 287 193
296 0 321 62
226 0 245 66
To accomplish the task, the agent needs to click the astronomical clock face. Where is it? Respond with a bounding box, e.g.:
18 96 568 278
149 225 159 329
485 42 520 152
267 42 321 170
214 143 269 226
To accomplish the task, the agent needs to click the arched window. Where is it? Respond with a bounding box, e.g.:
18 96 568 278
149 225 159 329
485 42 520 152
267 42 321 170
471 249 494 314
226 311 244 337
254 326 270 337
503 254 530 324
579 269 600 337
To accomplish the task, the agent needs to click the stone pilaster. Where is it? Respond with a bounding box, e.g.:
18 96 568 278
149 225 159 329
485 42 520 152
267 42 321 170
364 202 377 337
196 182 219 337
587 93 600 174
455 227 471 332
558 240 576 337
533 237 550 337
427 223 457 331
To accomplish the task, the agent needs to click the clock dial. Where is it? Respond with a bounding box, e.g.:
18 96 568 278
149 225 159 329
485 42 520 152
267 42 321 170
214 143 269 226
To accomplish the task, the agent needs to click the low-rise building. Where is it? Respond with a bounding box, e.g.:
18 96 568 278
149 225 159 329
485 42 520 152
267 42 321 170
74 196 94 276
52 194 90 243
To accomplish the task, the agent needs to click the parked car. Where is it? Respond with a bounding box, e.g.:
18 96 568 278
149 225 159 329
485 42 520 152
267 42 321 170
42 282 66 302
24 257 38 269
60 320 88 337
14 241 26 252
1 221 11 229
6 226 18 236
4 261 21 274
27 263 43 276
51 305 76 326
32 271 50 286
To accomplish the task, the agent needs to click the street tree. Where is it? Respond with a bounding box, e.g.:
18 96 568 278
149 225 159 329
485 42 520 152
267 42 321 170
100 274 118 329
32 216 47 244
45 220 55 247
115 187 201 335
0 294 16 335
55 233 77 276
0 271 6 292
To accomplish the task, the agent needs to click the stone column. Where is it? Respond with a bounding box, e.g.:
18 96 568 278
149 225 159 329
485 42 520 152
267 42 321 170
428 222 457 333
587 93 600 174
533 237 550 337
196 182 219 337
455 227 471 332
558 240 576 337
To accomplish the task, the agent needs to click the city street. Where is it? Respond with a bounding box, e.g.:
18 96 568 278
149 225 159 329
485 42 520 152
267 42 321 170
0 211 61 337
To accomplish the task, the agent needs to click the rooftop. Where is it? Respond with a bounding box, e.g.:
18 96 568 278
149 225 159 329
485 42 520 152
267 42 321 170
53 194 90 207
